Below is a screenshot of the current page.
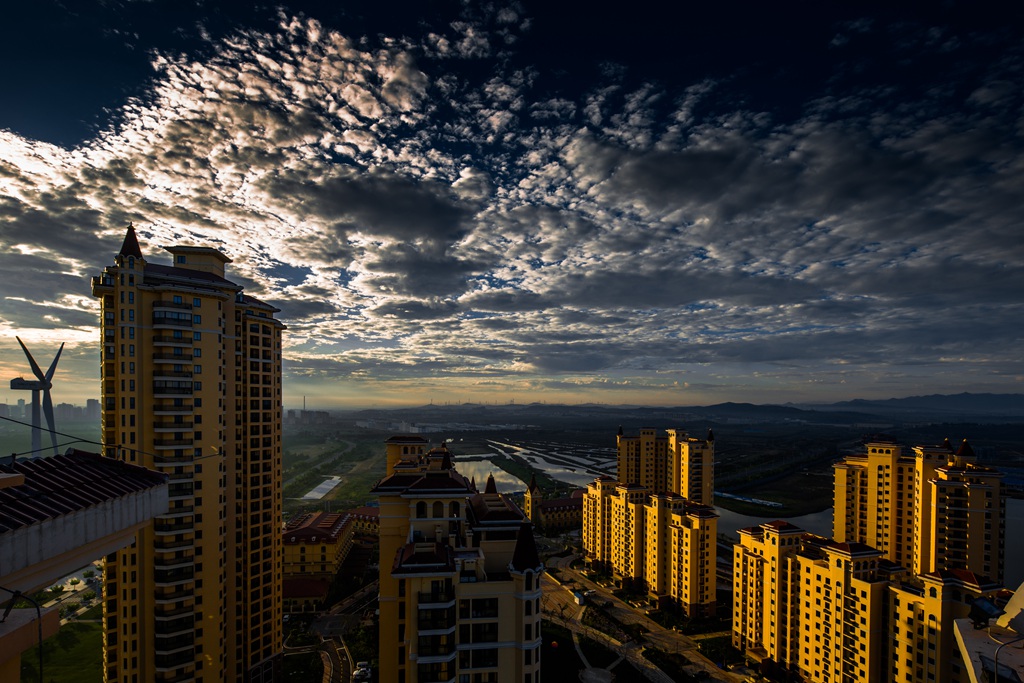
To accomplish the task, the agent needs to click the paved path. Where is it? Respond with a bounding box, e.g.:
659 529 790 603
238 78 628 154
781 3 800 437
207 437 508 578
542 554 746 683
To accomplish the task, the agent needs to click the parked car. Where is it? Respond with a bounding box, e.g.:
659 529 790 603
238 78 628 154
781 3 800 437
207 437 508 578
353 667 371 681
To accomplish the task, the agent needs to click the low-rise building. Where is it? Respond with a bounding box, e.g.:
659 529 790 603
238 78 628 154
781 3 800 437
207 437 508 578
523 475 583 535
282 512 355 613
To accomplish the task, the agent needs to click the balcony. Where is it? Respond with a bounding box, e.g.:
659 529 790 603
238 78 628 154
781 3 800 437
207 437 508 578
154 566 195 586
152 337 193 348
155 671 194 683
156 538 194 553
154 650 194 672
153 387 193 397
418 591 455 607
153 370 193 380
154 300 193 310
154 553 194 570
153 438 194 449
155 603 195 619
155 616 194 637
153 404 193 415
155 421 194 431
155 521 194 535
152 315 193 328
154 588 195 604
162 505 195 518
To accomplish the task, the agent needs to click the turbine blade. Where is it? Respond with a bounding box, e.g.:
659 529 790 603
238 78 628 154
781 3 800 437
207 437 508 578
16 336 46 381
45 342 65 382
43 390 58 454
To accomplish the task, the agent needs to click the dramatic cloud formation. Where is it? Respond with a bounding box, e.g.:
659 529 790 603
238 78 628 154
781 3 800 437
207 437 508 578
0 2 1021 407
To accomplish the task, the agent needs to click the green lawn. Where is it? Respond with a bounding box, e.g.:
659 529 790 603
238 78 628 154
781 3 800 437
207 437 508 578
21 621 102 683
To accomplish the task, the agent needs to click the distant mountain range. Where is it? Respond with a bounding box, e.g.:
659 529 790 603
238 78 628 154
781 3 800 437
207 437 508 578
347 393 1023 428
794 393 1024 418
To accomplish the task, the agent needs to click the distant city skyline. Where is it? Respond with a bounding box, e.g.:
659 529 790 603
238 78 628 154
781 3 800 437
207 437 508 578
1 1 1022 407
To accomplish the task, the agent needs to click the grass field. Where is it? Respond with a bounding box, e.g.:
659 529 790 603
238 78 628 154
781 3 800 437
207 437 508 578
21 621 102 683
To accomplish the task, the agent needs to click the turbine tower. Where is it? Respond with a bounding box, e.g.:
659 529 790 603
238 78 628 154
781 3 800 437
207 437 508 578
9 336 64 456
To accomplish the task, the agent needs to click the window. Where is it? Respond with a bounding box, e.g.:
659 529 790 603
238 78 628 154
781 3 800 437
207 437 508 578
177 255 186 264
194 365 202 374
193 297 201 307
193 332 201 340
193 315 201 324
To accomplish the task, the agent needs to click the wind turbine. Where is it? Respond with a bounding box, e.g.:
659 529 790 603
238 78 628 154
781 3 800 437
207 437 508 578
9 336 64 456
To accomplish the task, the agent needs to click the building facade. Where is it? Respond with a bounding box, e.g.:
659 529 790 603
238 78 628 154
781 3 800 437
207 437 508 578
582 479 718 615
834 437 1005 582
735 434 1008 683
523 475 584 535
282 512 355 613
92 225 284 683
374 442 544 683
615 427 714 504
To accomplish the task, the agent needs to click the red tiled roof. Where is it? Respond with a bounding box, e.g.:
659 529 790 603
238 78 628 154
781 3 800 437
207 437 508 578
283 512 352 543
0 450 167 533
392 542 455 575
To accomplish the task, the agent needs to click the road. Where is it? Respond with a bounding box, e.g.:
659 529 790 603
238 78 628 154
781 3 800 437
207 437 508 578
542 552 746 682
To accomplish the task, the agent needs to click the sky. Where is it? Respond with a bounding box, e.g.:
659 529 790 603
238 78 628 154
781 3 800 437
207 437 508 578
0 1 1022 409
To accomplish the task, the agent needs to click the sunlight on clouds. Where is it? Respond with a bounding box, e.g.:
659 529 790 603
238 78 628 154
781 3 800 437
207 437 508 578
0 10 1021 406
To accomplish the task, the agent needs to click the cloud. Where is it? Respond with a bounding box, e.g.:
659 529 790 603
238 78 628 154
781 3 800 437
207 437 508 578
0 7 1022 406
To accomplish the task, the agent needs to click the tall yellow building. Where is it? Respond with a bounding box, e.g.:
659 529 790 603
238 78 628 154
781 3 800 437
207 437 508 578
373 442 544 683
582 479 718 615
616 427 714 504
834 437 1004 582
92 225 284 683
734 435 1006 683
732 520 1002 683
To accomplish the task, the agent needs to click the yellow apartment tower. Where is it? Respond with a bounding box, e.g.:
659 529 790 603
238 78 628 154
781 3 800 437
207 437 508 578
583 479 717 615
615 426 714 504
92 225 284 683
732 521 1002 683
373 441 544 683
834 437 1004 582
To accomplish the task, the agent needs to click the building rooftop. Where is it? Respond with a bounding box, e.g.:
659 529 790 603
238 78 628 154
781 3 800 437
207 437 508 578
283 512 351 544
0 449 168 596
0 450 166 533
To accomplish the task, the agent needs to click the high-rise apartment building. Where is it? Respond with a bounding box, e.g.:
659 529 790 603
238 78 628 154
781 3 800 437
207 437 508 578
834 437 1004 582
731 520 1002 683
92 225 284 683
615 427 714 504
374 440 544 683
582 479 718 615
582 426 717 614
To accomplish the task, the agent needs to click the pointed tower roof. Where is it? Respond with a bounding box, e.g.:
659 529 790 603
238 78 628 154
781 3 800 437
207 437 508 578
119 223 143 258
528 472 538 493
956 439 975 459
707 428 715 442
470 476 476 491
484 473 497 494
617 425 623 436
943 437 953 451
510 521 542 572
